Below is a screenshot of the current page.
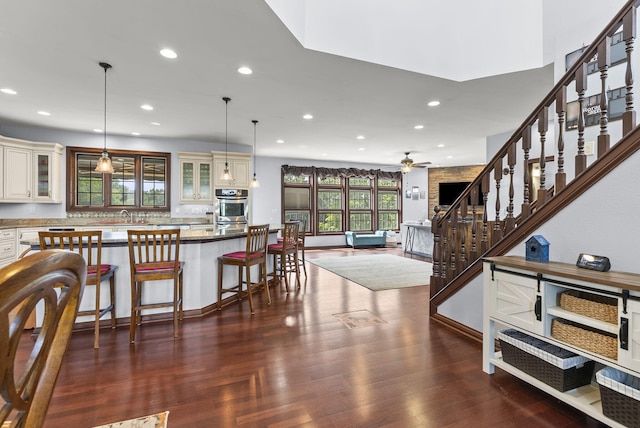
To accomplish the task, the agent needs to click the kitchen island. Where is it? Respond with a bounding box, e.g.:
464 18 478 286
22 226 280 327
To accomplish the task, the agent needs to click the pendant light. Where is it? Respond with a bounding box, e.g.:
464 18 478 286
95 62 114 174
250 119 260 188
220 97 233 181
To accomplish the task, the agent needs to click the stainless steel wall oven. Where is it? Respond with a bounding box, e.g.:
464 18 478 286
215 189 249 225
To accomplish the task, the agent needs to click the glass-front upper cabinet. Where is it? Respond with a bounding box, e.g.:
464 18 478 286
0 136 62 203
178 152 213 203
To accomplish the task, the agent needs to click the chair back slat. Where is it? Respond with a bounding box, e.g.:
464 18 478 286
127 229 181 273
39 231 103 281
282 222 299 248
247 224 270 257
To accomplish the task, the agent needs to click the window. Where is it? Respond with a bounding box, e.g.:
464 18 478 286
67 147 170 212
282 165 402 235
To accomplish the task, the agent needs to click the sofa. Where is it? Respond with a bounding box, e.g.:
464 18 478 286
345 231 387 248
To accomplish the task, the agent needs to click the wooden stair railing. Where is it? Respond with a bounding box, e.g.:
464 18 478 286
429 0 640 329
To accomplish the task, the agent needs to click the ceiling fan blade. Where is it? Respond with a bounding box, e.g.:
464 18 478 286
413 161 432 166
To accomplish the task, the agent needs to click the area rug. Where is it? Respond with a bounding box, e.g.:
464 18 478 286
308 254 432 291
92 411 169 428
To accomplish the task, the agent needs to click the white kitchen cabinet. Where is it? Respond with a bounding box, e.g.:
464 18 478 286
4 145 32 201
16 227 46 259
0 229 17 268
483 256 640 428
212 151 250 189
178 152 213 203
0 135 63 203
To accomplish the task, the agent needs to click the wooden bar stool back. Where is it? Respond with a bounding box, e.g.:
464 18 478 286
38 230 117 349
0 250 86 428
218 224 270 314
268 221 301 292
297 220 307 276
127 229 183 343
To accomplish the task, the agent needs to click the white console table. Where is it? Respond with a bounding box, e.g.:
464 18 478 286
483 256 640 428
401 223 433 257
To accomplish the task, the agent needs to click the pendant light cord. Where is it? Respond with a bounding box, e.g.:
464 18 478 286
223 97 231 165
252 120 258 175
99 62 112 153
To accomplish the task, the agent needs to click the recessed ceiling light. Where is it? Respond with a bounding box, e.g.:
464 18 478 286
160 48 177 59
428 100 440 107
321 153 327 156
1 88 17 95
414 125 424 130
141 104 154 111
356 135 365 140
447 155 453 159
358 147 365 151
276 139 284 144
93 128 102 133
237 66 253 75
131 132 141 136
437 144 445 148
37 111 51 116
302 114 313 120
151 122 161 126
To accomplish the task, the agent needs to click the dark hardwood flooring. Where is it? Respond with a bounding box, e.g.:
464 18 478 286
28 247 607 427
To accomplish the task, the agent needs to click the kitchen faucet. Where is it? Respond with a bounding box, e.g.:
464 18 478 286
120 209 132 223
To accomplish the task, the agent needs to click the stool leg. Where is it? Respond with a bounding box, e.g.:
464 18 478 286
282 253 290 292
130 280 137 343
109 275 117 329
294 251 302 289
246 265 255 314
179 270 184 320
173 277 179 338
218 259 224 310
262 260 271 305
94 281 100 349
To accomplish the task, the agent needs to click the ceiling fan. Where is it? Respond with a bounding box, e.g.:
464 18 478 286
399 152 431 173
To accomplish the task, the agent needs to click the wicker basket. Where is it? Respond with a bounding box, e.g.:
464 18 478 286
551 318 618 360
498 329 595 392
560 290 617 324
596 367 640 427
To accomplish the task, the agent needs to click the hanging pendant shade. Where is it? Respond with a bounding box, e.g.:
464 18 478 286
250 119 260 188
220 97 233 181
95 62 114 174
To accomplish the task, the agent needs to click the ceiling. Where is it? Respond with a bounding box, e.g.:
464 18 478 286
0 0 554 169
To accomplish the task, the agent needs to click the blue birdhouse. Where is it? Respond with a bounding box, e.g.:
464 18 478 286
525 235 550 263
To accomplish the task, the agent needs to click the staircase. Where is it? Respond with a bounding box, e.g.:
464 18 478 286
429 0 640 340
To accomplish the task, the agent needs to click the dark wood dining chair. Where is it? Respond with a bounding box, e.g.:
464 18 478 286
217 224 270 314
127 229 184 343
39 230 118 349
0 250 86 428
268 221 301 292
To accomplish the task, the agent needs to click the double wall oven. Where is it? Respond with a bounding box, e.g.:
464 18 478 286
215 189 249 226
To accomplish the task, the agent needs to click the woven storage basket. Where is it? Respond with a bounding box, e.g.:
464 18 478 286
596 367 640 427
498 329 595 392
560 290 617 324
551 318 617 360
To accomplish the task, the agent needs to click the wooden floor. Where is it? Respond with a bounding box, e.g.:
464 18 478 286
30 247 607 427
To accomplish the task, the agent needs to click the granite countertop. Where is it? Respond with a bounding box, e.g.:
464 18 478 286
0 217 212 230
20 226 281 247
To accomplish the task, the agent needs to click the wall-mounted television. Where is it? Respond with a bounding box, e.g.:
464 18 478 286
438 181 483 206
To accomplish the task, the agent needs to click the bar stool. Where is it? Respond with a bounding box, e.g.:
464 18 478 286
218 224 270 314
297 220 307 276
277 220 307 276
268 222 301 292
127 229 183 343
38 230 118 349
